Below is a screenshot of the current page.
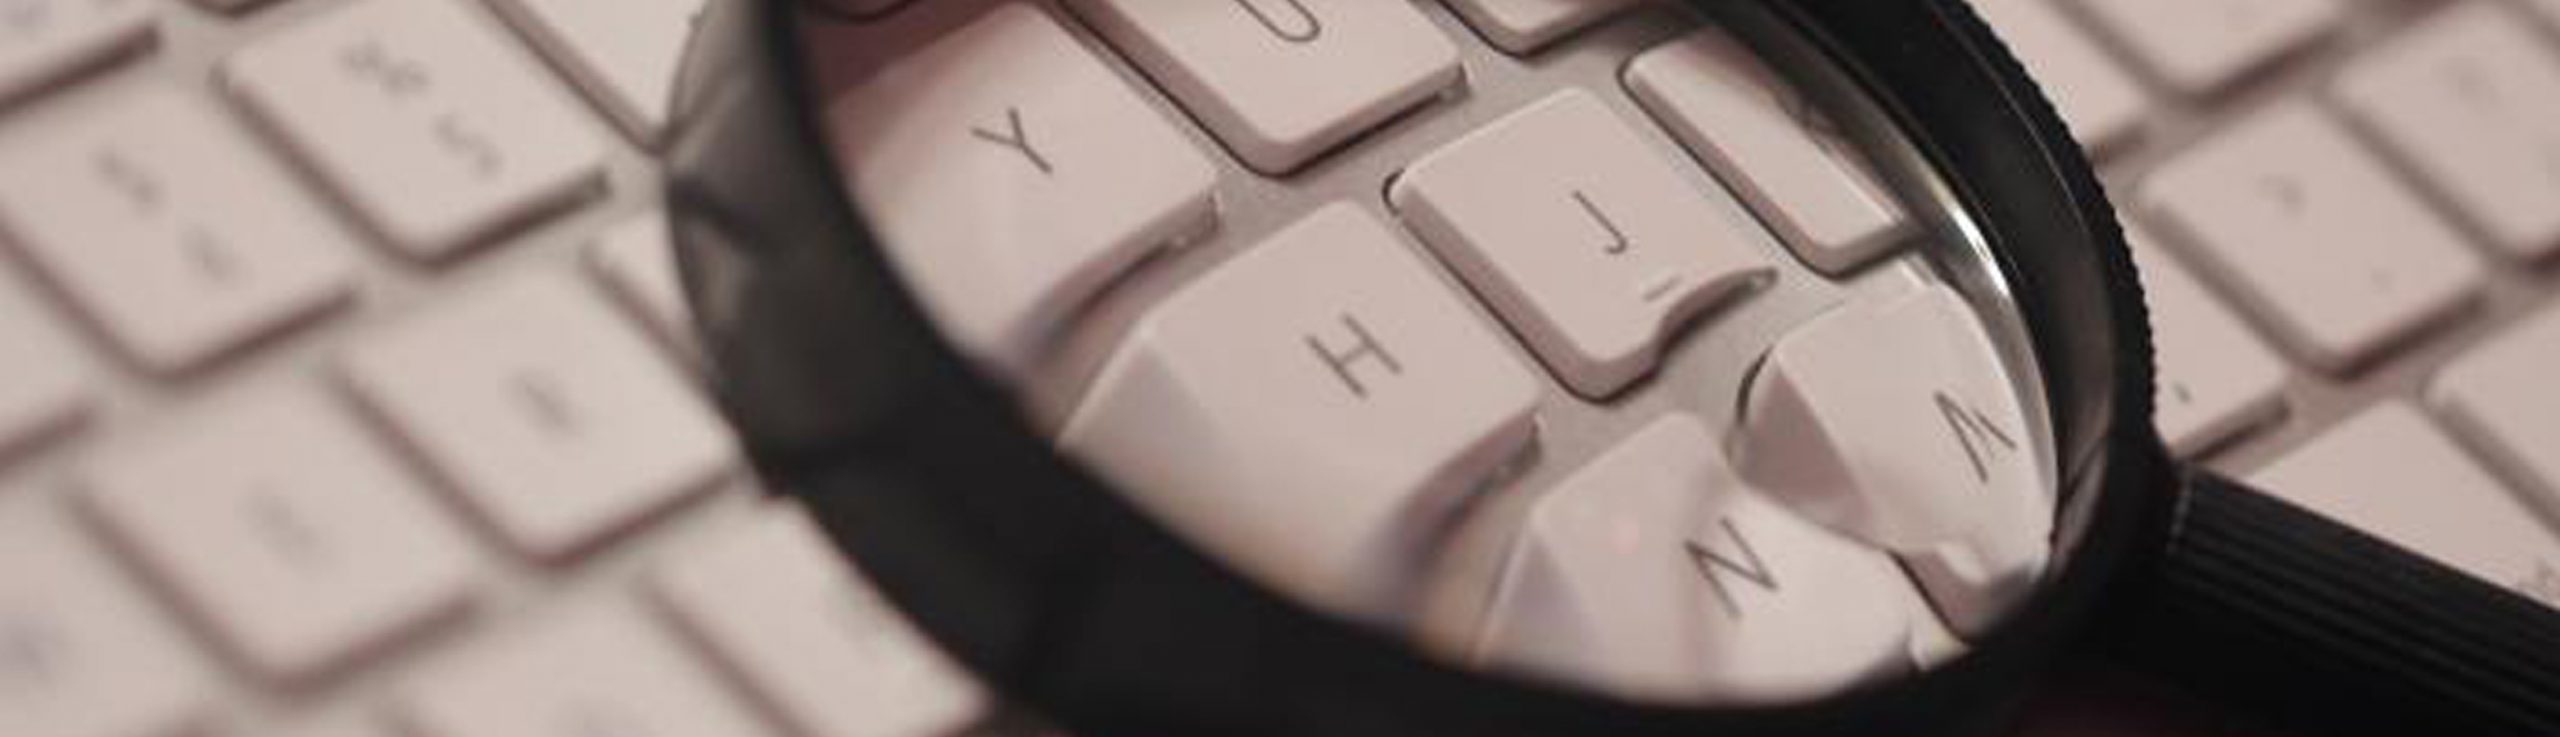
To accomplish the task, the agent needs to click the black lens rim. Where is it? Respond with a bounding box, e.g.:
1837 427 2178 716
662 0 2175 735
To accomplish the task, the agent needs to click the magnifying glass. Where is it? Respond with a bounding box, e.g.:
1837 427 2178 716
661 1 2560 735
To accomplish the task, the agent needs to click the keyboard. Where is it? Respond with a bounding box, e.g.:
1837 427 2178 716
0 2 2554 737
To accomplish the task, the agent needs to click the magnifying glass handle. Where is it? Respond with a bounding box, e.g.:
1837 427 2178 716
2107 470 2560 736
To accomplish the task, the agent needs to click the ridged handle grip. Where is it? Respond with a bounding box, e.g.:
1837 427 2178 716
2109 471 2560 736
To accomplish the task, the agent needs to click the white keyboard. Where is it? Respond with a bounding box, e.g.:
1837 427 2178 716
2 1 2558 737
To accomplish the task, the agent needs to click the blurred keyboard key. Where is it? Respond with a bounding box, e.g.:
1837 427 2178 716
1060 205 1540 621
0 0 152 105
2253 402 2560 610
0 274 90 460
2437 307 2560 501
587 210 694 352
2141 103 2482 372
1439 0 1640 53
82 392 479 683
655 506 987 737
2335 4 2560 262
1476 414 1913 704
0 506 213 737
398 600 776 737
829 4 1215 374
1628 29 1910 274
2125 224 2286 455
0 89 355 374
223 0 608 260
2073 0 2343 96
1392 90 1771 397
1069 0 1461 173
488 0 704 145
343 271 734 560
1969 0 2149 146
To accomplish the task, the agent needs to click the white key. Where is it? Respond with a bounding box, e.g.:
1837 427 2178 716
1475 414 1912 704
0 89 355 374
2437 307 2560 502
2140 103 2482 373
0 273 90 459
488 0 704 145
1627 29 1911 275
1729 283 2050 634
223 0 609 260
2252 402 2560 610
80 392 479 683
0 506 214 737
1068 0 1461 173
587 210 693 351
0 0 152 105
2335 4 2560 262
1391 90 1771 397
2072 0 2342 96
342 271 735 560
828 4 1215 375
2125 223 2286 455
1060 204 1541 621
1438 0 1639 54
1969 0 2149 147
654 505 987 737
398 600 777 737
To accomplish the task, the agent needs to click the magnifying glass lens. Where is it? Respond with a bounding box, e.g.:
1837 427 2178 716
802 0 2059 707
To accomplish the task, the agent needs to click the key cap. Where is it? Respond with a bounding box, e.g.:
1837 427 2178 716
587 210 694 352
1968 0 2148 147
2125 223 2286 455
2140 103 2482 373
2437 307 2560 502
1068 0 1461 173
0 89 355 374
2072 0 2343 96
1729 283 2051 634
1392 90 1772 397
342 271 735 560
0 506 214 737
1439 0 1639 54
2252 402 2560 610
397 599 777 737
654 505 987 737
487 0 703 145
1475 414 1912 704
1060 204 1541 621
827 4 1215 374
223 0 608 261
0 0 152 105
0 273 90 460
1627 29 1911 275
80 392 479 683
2335 4 2560 262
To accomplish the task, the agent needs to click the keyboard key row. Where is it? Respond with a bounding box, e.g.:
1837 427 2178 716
2071 0 2344 96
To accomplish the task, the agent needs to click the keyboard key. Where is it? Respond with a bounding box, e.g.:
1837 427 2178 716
398 599 777 737
1474 414 1913 704
1438 0 1640 53
1068 0 1461 173
0 506 214 737
2437 306 2560 502
2335 4 2560 262
654 506 988 737
587 210 693 352
223 0 609 260
0 0 152 105
0 273 90 459
1627 29 1911 275
1729 283 2050 634
2072 0 2343 96
1391 90 1772 397
487 0 704 145
342 271 735 560
1968 0 2149 147
1060 204 1540 621
0 89 355 374
2125 224 2286 455
828 4 1215 374
81 392 479 683
2140 103 2482 372
2252 402 2560 610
